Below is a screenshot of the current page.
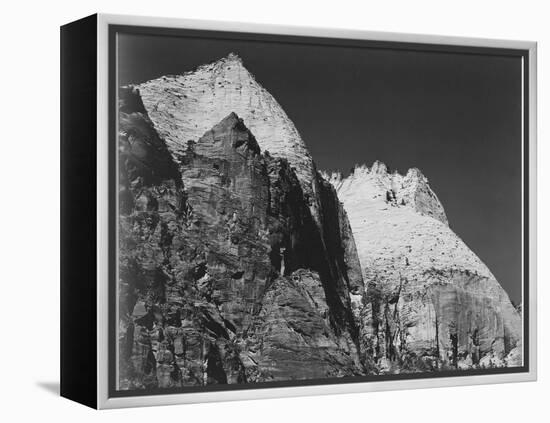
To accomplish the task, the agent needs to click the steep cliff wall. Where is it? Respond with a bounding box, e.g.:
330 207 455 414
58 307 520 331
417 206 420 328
133 53 364 351
117 87 363 389
243 270 362 381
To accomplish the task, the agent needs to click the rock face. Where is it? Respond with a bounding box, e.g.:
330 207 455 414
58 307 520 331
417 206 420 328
117 86 363 389
244 270 362 381
323 163 522 372
136 53 364 327
136 53 317 220
117 54 522 390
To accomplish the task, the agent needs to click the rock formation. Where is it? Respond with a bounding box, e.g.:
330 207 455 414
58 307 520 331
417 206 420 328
117 53 522 390
135 54 364 342
117 86 363 389
136 53 317 221
323 163 522 372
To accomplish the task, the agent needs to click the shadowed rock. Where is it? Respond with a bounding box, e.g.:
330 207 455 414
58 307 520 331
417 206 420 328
117 89 365 389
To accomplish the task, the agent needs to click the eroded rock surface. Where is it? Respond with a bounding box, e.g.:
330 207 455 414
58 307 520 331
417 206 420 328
136 54 318 220
117 54 522 390
117 87 364 389
323 163 522 372
134 55 363 286
243 270 362 381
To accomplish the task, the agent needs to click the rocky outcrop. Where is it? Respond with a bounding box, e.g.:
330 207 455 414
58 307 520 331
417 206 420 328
324 162 522 372
117 86 364 389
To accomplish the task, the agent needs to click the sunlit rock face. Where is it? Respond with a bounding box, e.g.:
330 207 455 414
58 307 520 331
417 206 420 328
136 53 318 220
323 163 522 372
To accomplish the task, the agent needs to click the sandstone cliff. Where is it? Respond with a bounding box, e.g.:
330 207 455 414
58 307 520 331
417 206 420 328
323 163 522 372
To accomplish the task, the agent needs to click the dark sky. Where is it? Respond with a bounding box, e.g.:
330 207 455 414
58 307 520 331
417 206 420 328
118 32 523 305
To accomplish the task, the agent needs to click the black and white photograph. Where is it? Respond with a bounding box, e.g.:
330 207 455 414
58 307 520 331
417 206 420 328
114 26 528 395
3 0 549 419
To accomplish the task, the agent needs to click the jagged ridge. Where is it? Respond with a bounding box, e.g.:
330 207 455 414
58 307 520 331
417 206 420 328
322 160 448 225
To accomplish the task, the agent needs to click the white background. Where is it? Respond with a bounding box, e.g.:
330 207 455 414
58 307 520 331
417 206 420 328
0 0 546 421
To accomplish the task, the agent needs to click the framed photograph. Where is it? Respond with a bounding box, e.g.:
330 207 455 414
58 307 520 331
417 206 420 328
60 14 537 409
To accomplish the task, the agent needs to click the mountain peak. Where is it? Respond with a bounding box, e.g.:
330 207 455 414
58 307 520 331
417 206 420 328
325 161 448 225
135 54 318 225
370 160 388 175
400 167 447 224
225 52 243 64
349 161 388 177
199 52 251 79
208 52 247 71
197 112 261 156
405 167 427 183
